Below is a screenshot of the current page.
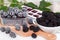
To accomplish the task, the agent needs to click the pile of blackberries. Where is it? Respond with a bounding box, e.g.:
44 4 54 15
0 7 28 19
36 11 60 27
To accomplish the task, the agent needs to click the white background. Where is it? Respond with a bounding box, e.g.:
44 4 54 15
1 0 60 40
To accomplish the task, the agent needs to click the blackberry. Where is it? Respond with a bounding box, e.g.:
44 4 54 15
31 33 37 38
5 27 11 34
33 26 40 32
45 19 49 24
29 26 40 32
9 32 16 38
36 17 45 24
29 26 35 30
42 11 54 17
47 23 54 27
55 13 60 18
23 24 29 32
0 27 5 32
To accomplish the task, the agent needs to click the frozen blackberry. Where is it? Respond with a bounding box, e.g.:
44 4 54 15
45 19 49 24
15 24 20 31
47 23 54 27
5 27 11 34
29 26 35 30
0 27 5 32
28 18 33 24
23 24 29 32
9 32 16 38
31 33 37 38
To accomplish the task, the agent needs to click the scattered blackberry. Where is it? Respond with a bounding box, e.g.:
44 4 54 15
30 26 40 32
31 33 37 38
55 13 60 18
0 27 5 32
23 24 29 32
9 32 16 38
47 23 54 27
29 26 35 30
33 26 40 32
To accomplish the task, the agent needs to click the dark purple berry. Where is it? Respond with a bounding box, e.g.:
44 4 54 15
31 33 37 38
23 24 29 32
